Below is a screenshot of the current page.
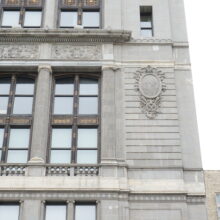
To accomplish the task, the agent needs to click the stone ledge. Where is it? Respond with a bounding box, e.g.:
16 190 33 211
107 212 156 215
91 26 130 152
0 28 131 43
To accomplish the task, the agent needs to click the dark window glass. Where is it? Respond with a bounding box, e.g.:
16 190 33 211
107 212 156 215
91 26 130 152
140 6 153 37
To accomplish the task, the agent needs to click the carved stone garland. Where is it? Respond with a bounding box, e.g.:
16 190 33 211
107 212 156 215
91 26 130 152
134 66 166 119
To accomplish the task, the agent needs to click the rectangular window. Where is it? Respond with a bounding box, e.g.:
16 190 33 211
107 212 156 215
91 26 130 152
75 203 96 220
44 202 96 220
0 75 35 163
0 0 44 28
49 75 99 164
140 6 153 37
45 204 66 220
0 203 20 220
7 128 30 163
59 0 101 28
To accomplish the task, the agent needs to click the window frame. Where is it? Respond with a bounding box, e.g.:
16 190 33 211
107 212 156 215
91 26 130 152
140 6 153 38
48 73 101 164
44 202 68 220
0 0 45 28
0 74 36 163
44 201 97 220
58 0 102 29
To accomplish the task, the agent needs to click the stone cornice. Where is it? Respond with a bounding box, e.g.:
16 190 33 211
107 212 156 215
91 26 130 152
0 28 131 43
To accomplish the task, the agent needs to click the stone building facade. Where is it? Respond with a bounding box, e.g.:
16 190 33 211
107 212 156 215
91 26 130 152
0 0 207 219
205 171 220 220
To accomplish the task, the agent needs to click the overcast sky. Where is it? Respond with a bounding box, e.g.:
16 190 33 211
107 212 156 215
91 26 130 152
183 0 220 170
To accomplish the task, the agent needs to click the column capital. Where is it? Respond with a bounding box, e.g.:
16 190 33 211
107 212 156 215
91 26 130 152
102 65 121 72
38 65 52 73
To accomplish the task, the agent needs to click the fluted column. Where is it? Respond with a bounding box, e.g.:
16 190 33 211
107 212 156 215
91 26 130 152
30 65 52 163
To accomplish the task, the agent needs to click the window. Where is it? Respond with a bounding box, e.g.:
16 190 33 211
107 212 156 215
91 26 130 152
75 203 96 220
0 203 20 220
49 75 99 164
140 6 153 37
59 0 101 28
45 202 96 220
45 204 66 220
216 194 220 219
0 75 35 163
0 0 44 28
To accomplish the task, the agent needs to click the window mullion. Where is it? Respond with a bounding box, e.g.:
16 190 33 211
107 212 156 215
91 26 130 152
2 125 10 163
77 0 83 25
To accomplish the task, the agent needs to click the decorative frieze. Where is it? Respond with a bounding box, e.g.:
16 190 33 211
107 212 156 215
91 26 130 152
0 44 39 59
52 45 102 60
134 66 166 119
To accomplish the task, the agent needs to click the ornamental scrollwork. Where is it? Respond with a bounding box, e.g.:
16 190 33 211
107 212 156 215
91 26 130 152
134 66 166 119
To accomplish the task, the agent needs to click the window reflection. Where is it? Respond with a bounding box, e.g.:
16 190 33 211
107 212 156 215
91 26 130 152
0 204 20 220
79 79 98 95
60 11 77 27
75 204 96 220
78 128 97 148
45 205 66 220
2 10 20 27
82 12 100 28
79 97 98 115
24 11 42 27
54 97 73 115
7 128 30 163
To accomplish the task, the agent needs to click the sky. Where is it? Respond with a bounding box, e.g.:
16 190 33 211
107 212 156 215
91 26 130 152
183 0 220 169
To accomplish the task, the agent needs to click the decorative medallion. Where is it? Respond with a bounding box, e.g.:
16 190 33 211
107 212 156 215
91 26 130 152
134 66 166 119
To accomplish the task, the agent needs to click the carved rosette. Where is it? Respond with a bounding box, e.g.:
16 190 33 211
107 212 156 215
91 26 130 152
134 66 166 119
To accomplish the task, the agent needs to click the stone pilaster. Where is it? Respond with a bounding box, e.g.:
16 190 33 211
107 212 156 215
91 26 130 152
67 201 75 220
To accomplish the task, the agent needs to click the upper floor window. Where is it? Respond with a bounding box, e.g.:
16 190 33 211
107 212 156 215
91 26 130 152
59 0 101 28
140 6 153 37
49 74 100 164
0 203 20 220
0 0 44 28
0 75 35 163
